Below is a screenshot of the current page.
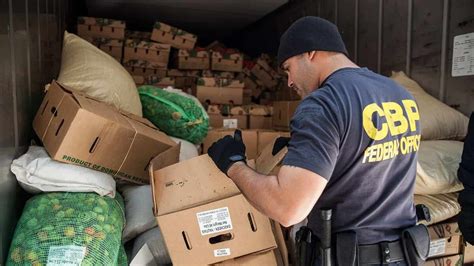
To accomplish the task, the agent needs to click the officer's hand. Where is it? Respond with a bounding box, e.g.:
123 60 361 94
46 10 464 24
272 137 291 155
208 129 247 175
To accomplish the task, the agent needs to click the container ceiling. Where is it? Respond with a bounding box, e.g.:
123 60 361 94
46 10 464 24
85 0 288 45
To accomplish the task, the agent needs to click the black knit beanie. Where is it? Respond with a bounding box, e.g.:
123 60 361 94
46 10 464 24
277 16 348 66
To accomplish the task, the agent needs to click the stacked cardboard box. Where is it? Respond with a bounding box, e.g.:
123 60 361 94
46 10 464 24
77 17 126 62
197 77 245 105
211 50 244 72
175 48 210 70
272 101 301 131
425 221 473 265
123 39 171 69
151 21 197 50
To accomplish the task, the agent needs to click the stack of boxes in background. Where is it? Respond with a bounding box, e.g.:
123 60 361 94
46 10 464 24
76 16 302 166
77 17 126 62
424 220 474 265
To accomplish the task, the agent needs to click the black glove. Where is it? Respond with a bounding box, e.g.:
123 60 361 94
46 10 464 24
208 129 247 175
272 137 291 156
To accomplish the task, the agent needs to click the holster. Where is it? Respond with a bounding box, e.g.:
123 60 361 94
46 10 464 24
336 231 358 266
295 226 319 266
400 224 430 266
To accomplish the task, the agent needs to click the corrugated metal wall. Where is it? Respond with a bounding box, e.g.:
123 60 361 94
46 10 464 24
240 0 474 116
0 0 69 263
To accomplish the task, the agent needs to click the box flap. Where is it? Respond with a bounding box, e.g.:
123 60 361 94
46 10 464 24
256 137 288 175
151 155 240 216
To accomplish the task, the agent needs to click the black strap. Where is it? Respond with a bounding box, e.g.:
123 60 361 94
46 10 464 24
358 240 405 265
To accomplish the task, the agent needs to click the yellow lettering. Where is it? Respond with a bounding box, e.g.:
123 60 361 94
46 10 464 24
402 100 420 132
363 103 388 140
382 102 409 136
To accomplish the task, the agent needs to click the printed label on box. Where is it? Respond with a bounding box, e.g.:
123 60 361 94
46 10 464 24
214 248 231 257
197 207 233 236
223 119 238 129
428 239 447 257
47 245 86 266
452 32 474 77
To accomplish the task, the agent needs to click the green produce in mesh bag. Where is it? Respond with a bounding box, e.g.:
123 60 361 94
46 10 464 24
139 85 209 144
7 192 126 266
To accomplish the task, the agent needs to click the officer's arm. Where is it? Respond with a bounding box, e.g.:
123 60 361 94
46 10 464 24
227 162 328 227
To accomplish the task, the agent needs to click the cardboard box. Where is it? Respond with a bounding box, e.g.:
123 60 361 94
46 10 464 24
33 81 179 184
176 49 210 70
424 254 463 266
272 101 300 131
211 51 244 72
196 77 245 105
167 69 200 78
427 222 463 259
237 68 263 95
256 135 288 176
271 220 289 266
275 79 300 101
77 16 126 40
125 30 151 40
202 129 258 160
428 235 462 258
428 222 461 239
144 76 176 87
203 70 236 80
151 21 197 50
208 114 249 130
251 59 280 88
464 243 474 263
125 63 167 78
123 39 171 68
83 37 123 61
249 116 273 130
257 131 291 155
214 250 278 266
175 76 197 89
150 155 277 265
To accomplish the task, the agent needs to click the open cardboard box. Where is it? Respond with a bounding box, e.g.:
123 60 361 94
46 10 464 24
33 80 179 184
149 155 277 265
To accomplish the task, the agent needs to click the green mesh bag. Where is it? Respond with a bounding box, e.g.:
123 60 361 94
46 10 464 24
7 192 126 266
138 86 209 144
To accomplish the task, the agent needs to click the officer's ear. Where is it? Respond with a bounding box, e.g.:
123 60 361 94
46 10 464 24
307 51 317 61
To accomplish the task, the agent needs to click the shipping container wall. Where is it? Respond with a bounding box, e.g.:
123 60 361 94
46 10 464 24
240 0 474 116
0 0 72 263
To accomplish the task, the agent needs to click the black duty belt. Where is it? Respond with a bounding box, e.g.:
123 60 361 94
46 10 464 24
358 240 405 265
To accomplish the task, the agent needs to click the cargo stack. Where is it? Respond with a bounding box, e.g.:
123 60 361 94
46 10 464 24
77 17 126 62
424 221 473 265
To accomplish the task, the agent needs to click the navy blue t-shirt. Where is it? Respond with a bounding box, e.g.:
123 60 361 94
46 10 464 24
282 67 420 244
